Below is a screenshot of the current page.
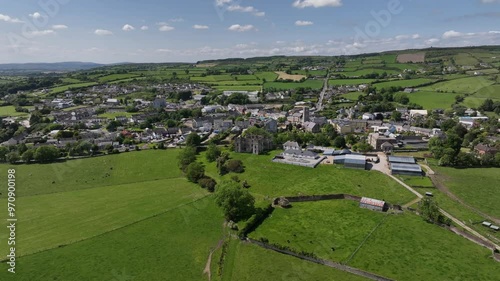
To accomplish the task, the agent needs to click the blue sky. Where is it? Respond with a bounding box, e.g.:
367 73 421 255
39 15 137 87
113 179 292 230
1 0 500 63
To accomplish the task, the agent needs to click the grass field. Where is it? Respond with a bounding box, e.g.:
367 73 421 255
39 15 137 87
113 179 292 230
0 105 31 117
0 178 208 256
397 175 435 188
372 78 435 90
420 76 495 94
254 71 278 82
454 53 480 66
0 150 183 197
97 73 140 83
50 82 98 94
220 240 368 281
0 196 223 281
264 80 324 90
203 151 416 204
407 91 459 109
432 167 500 218
348 213 500 281
328 79 375 86
98 111 134 119
249 200 387 262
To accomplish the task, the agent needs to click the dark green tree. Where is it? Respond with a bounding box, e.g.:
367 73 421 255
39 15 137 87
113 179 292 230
214 181 255 221
186 162 205 183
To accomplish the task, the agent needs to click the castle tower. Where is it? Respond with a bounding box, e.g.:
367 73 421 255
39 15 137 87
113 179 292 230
302 106 310 123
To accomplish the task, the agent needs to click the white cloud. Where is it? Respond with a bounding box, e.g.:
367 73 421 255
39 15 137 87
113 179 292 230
215 0 232 6
52 24 68 30
159 25 174 32
293 0 342 8
0 13 24 23
156 48 173 53
442 30 476 39
295 20 314 26
412 34 421 39
480 0 500 3
29 29 56 36
228 5 257 12
122 24 135 31
426 38 440 45
488 30 500 34
29 12 43 19
193 24 209 30
141 25 149 30
228 24 256 32
226 4 265 17
94 29 113 36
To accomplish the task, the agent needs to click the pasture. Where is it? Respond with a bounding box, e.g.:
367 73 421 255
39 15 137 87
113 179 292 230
348 213 500 281
420 76 495 94
372 78 436 90
432 166 500 218
328 79 375 86
49 82 98 94
203 151 416 204
0 105 31 117
0 196 223 281
264 80 324 90
249 200 387 262
407 91 459 109
222 238 368 281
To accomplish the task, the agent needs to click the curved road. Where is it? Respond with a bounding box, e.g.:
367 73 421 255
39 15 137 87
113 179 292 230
372 153 500 252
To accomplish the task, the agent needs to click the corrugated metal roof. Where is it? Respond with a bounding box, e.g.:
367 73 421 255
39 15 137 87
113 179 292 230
360 197 385 208
344 155 366 165
390 163 422 173
388 156 416 164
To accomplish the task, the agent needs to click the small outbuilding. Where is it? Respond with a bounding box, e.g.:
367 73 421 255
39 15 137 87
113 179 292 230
359 197 386 212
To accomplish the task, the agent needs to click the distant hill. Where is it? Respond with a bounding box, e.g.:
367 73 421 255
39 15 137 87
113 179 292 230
0 62 106 73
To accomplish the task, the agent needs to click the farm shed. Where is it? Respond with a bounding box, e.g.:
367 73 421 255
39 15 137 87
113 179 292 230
390 163 423 176
388 156 416 164
333 154 366 170
344 155 367 170
359 197 386 212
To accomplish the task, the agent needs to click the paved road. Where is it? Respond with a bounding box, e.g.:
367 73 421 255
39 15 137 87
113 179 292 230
316 77 329 111
371 153 500 251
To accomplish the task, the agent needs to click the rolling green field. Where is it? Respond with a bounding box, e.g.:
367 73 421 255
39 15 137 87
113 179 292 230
219 240 368 281
0 105 31 117
420 76 495 94
250 200 387 262
407 91 459 109
264 80 324 90
328 79 375 86
348 213 500 281
250 200 500 281
454 53 480 66
203 151 416 204
0 196 223 281
49 82 98 94
372 78 435 90
432 167 500 218
0 149 222 281
3 150 183 197
97 73 140 83
0 178 208 256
